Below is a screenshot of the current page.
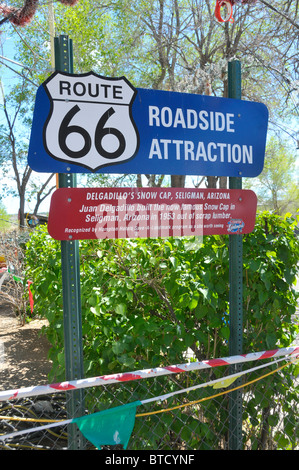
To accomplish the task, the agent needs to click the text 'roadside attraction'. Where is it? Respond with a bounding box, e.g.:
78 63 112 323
28 71 268 178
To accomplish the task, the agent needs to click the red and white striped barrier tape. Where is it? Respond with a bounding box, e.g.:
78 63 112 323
1 346 298 402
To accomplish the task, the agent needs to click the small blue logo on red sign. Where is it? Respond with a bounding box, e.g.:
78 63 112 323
227 219 245 233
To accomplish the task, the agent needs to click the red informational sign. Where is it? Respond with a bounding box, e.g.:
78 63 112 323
48 187 257 241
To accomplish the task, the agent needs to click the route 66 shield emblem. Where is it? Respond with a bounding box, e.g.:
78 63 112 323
43 72 140 172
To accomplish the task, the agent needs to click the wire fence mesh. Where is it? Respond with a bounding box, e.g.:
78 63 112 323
0 353 298 450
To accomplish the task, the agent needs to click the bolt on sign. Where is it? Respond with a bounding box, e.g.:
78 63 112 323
28 72 268 178
48 187 257 241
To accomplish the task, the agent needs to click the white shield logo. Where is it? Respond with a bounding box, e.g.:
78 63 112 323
43 72 139 171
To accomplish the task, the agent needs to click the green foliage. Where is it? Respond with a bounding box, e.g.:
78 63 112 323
24 226 63 377
243 211 299 351
244 136 299 215
0 203 11 231
25 211 299 449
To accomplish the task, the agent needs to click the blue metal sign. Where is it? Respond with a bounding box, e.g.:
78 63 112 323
28 71 268 177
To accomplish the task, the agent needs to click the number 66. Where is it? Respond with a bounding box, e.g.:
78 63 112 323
58 105 126 160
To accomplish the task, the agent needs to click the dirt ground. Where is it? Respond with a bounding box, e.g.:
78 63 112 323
0 299 53 392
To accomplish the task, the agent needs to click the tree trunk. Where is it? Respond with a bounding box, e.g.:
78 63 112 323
259 406 271 450
171 175 185 187
136 174 142 187
219 176 228 189
206 176 218 188
19 192 26 229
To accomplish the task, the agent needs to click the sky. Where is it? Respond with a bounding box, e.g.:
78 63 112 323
1 35 22 214
0 32 53 215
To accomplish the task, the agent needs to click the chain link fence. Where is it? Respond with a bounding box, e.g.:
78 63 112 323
0 352 298 450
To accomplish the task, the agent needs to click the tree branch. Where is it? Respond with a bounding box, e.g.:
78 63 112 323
33 174 56 214
259 0 299 30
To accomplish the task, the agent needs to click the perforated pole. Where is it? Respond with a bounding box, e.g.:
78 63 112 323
228 59 243 450
54 35 85 450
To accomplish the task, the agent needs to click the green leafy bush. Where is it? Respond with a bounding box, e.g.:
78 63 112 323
25 211 299 449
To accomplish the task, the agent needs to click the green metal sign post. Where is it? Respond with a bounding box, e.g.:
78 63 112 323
54 35 85 450
228 59 243 450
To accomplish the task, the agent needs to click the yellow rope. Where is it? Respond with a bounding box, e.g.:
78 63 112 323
0 415 60 423
135 360 294 417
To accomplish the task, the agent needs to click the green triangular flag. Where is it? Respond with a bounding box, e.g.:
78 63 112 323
73 401 142 450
